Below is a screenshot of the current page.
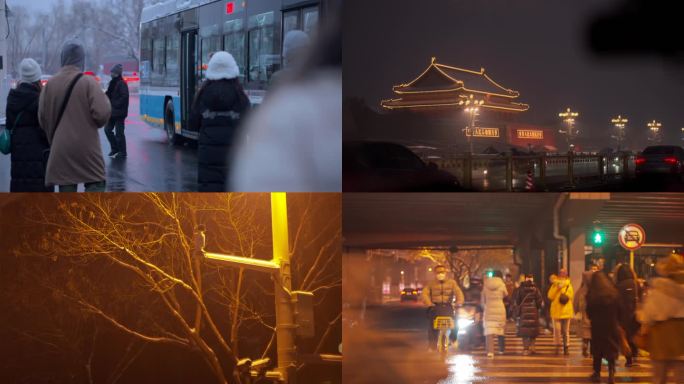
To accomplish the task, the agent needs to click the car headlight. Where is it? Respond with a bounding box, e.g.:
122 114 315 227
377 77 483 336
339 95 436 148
457 318 474 329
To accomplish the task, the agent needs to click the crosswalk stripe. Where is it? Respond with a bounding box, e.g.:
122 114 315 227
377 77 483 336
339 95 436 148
434 322 675 383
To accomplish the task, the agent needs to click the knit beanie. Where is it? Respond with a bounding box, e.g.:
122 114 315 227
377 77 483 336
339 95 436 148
110 63 123 77
20 58 42 84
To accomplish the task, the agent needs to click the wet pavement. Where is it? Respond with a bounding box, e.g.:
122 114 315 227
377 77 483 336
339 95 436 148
344 302 674 383
0 94 199 192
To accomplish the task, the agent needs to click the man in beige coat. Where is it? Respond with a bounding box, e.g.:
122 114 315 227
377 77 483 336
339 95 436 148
39 41 111 192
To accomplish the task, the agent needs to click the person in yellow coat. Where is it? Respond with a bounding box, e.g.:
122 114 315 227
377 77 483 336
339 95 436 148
548 268 575 355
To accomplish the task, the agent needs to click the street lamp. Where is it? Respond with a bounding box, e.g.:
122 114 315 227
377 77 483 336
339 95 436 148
647 120 662 144
558 107 579 152
460 94 484 154
195 193 312 383
610 115 628 151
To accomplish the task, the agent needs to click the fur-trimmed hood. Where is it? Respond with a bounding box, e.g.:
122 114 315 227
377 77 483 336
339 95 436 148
205 51 240 80
484 276 506 291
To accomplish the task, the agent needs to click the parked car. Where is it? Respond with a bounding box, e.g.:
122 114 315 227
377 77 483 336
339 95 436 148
343 141 461 192
635 145 684 180
400 288 419 302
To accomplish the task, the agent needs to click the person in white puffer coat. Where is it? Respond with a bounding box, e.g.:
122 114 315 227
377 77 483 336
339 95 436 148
482 270 508 358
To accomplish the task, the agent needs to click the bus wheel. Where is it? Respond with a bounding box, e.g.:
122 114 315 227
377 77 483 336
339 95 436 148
164 100 182 145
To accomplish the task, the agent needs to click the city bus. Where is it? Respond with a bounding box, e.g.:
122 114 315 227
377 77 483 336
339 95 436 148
139 0 332 144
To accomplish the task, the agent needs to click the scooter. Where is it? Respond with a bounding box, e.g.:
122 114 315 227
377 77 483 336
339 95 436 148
455 302 484 351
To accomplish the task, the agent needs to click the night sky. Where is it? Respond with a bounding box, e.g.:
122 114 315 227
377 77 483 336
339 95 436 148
344 0 684 143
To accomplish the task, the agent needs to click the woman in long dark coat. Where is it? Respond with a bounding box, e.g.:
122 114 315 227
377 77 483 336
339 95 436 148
515 274 543 355
574 269 595 357
586 271 622 384
190 51 250 191
5 58 51 192
614 263 640 366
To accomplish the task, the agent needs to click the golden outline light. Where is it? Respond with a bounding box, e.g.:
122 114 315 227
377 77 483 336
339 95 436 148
394 58 520 99
380 100 529 111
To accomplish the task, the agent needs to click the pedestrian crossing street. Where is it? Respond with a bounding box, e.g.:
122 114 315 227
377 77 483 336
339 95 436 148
437 322 674 383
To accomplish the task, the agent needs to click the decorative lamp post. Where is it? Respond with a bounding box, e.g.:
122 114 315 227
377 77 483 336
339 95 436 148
647 120 662 144
558 107 579 152
610 115 628 151
460 94 484 154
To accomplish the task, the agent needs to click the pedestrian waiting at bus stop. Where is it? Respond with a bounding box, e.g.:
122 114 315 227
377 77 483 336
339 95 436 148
39 40 111 192
104 63 129 159
189 51 250 192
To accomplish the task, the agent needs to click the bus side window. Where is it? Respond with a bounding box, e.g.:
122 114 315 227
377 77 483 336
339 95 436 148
140 37 152 81
152 37 166 84
302 7 319 36
199 25 220 82
223 19 245 82
247 11 278 89
165 34 180 87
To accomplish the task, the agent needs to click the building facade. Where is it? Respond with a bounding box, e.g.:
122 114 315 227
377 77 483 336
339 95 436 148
379 58 557 153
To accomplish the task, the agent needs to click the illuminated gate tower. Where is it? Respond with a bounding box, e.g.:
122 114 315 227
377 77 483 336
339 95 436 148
380 58 555 152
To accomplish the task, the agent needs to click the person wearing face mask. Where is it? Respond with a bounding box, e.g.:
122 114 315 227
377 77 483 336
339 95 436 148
547 268 575 355
482 270 509 357
422 265 464 351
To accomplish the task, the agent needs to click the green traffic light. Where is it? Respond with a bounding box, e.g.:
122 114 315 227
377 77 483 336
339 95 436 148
594 232 603 244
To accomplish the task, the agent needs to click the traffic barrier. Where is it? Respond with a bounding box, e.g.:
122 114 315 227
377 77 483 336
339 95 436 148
432 152 635 191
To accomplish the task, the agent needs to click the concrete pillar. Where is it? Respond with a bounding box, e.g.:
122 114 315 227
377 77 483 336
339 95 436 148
342 248 374 308
568 227 587 297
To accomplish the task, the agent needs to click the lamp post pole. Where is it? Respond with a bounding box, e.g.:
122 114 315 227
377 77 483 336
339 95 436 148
461 94 483 154
558 107 579 152
611 115 628 152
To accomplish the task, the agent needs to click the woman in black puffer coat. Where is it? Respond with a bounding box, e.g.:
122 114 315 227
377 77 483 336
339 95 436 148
190 51 250 192
5 58 51 192
514 275 543 355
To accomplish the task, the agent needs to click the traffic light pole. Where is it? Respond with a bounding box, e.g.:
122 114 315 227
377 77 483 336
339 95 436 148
271 193 297 384
197 193 297 384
